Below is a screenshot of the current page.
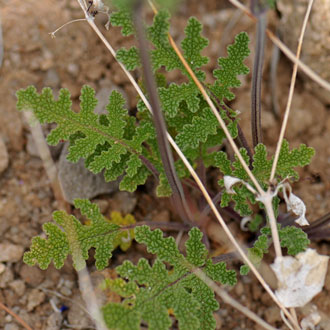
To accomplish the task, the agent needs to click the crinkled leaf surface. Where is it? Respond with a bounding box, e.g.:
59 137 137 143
103 226 236 330
212 32 250 101
215 140 314 216
16 85 158 192
24 200 120 271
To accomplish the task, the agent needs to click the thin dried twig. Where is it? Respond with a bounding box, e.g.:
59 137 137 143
23 112 70 212
270 0 314 181
0 301 33 330
194 269 277 330
77 268 108 330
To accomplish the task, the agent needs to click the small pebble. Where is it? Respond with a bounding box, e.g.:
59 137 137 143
59 286 72 297
234 281 244 296
43 68 60 88
45 312 63 330
20 264 45 286
0 243 24 263
0 263 6 274
27 289 46 311
67 63 79 77
67 294 93 328
264 306 281 324
9 280 26 297
4 323 19 330
0 137 9 174
0 268 14 288
109 191 137 214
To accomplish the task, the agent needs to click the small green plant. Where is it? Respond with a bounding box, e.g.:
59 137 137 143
17 1 317 328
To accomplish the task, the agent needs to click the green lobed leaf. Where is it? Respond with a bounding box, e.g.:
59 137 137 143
116 47 141 70
275 140 315 180
24 199 121 271
103 226 236 329
23 223 69 270
16 86 157 193
241 223 310 273
148 10 182 72
159 82 200 118
216 140 314 217
279 226 310 255
181 17 209 74
110 5 134 36
176 107 218 151
212 32 250 101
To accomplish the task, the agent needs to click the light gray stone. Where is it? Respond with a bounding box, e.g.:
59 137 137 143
58 143 119 204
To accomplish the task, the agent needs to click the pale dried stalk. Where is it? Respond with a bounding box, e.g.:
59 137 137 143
23 112 69 212
270 0 314 181
77 268 108 330
228 0 330 93
73 0 296 326
194 268 277 330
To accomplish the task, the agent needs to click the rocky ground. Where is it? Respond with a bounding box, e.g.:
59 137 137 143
0 0 329 329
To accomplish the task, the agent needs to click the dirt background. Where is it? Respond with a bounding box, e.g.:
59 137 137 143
0 0 329 329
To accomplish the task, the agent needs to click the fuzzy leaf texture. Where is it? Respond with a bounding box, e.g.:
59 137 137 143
112 9 244 165
110 0 134 36
240 225 310 274
103 226 236 330
212 32 250 101
16 85 161 193
215 140 314 216
23 199 122 271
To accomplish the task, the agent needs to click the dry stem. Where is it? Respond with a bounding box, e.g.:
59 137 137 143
194 268 277 330
23 112 70 212
270 0 314 181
